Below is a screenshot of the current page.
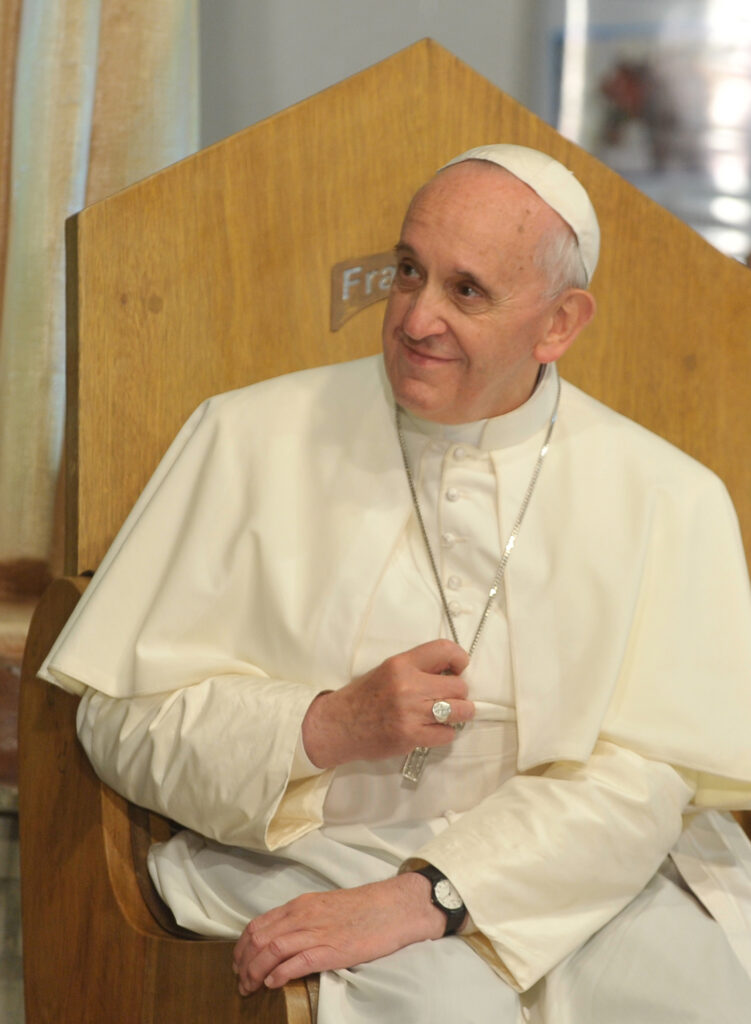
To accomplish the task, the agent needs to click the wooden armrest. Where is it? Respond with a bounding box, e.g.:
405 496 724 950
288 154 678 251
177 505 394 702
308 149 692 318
19 576 317 1023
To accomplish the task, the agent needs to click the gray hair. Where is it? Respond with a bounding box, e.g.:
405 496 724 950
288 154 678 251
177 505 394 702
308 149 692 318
534 221 589 298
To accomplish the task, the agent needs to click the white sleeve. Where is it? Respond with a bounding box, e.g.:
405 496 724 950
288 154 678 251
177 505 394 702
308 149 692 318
77 677 334 852
404 741 695 992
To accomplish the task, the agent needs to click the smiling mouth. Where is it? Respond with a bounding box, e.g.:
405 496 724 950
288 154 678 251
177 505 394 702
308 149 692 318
401 337 456 365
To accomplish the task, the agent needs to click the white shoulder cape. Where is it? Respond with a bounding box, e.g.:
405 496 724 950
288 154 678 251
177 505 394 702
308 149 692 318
41 355 751 808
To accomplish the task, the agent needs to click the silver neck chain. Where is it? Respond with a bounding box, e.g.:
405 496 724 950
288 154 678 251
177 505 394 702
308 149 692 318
395 374 561 659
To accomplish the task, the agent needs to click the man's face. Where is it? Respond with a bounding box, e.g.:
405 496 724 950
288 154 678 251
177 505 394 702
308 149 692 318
382 161 568 424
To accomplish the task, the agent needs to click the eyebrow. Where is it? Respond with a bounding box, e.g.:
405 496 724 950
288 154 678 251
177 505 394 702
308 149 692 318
393 242 416 260
393 242 491 294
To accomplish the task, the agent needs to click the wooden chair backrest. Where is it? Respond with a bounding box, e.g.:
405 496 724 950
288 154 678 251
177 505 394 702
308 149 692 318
65 38 751 575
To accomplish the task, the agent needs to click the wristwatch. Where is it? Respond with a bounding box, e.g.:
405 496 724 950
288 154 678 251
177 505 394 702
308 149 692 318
413 864 466 936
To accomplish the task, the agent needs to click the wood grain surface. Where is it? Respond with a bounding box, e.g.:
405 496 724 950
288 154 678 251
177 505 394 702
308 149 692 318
66 38 751 575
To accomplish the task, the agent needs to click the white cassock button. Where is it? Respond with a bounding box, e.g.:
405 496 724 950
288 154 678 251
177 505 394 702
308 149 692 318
447 575 462 590
448 600 461 616
441 532 456 547
445 487 460 502
453 446 467 461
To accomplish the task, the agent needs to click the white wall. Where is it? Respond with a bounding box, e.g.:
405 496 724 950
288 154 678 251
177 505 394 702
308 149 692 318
199 0 545 147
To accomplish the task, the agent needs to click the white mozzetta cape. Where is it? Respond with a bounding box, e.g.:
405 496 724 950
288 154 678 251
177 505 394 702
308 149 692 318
41 355 751 985
43 355 751 795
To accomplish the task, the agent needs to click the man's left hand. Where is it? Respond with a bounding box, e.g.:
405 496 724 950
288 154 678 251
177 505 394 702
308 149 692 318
232 872 444 996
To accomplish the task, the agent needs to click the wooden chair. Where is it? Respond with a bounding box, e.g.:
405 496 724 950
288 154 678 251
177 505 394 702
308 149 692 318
18 38 751 1022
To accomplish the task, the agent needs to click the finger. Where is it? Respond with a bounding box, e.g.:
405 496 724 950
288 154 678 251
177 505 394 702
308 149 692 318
237 929 314 995
235 937 285 994
263 946 333 989
424 672 470 700
428 697 475 727
234 892 337 991
241 942 338 995
403 638 469 676
413 699 475 749
234 906 297 972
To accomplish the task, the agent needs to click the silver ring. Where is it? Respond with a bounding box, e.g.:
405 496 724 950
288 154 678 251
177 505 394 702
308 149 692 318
431 699 452 724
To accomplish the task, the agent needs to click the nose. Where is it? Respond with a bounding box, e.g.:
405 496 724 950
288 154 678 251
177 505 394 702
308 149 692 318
401 285 447 340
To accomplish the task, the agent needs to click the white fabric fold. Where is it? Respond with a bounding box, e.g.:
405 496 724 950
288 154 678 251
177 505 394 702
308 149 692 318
39 353 751 988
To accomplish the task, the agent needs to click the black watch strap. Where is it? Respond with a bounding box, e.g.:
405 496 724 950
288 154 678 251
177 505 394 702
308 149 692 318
413 864 466 936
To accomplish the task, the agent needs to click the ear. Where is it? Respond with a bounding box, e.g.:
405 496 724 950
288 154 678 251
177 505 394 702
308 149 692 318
534 289 597 364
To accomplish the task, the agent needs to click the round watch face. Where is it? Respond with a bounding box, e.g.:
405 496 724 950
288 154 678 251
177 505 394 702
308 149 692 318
434 878 464 911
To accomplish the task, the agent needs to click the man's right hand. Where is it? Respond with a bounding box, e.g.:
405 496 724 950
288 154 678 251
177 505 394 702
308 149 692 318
300 639 473 768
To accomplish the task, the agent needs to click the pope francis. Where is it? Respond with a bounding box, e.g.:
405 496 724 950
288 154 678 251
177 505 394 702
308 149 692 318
40 145 751 1022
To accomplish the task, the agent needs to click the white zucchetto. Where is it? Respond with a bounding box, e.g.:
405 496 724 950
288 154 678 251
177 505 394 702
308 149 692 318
441 144 600 284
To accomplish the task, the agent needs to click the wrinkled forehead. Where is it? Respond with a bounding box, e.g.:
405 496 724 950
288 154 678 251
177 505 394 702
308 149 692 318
431 144 600 282
398 163 563 293
402 161 565 250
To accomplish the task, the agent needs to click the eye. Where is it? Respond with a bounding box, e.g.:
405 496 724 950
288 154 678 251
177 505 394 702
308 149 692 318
395 258 422 288
454 280 484 302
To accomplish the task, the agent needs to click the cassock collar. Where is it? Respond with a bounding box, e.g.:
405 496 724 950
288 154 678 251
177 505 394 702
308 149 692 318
397 364 559 452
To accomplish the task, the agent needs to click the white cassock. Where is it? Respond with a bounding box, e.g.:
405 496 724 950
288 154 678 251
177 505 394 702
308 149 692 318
40 356 751 1021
